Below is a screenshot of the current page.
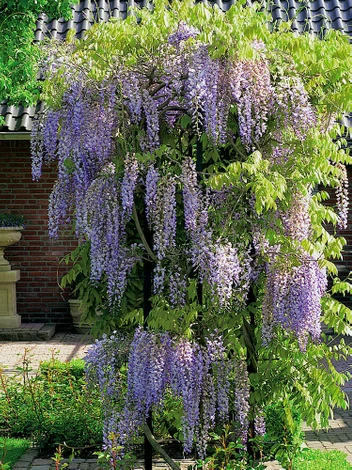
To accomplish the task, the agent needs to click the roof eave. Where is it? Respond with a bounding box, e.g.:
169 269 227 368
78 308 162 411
0 132 31 141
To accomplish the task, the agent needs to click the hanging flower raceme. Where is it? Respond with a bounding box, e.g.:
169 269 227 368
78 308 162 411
83 162 139 302
115 328 230 458
181 157 242 306
233 357 250 445
230 59 273 151
85 332 131 447
262 192 327 349
186 45 230 145
335 163 349 230
168 21 199 46
263 254 327 350
274 76 316 141
153 175 177 261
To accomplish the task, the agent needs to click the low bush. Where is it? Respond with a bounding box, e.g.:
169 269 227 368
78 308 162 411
0 356 102 455
264 400 304 469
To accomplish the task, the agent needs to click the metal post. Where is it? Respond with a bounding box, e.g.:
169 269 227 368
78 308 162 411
143 208 153 470
244 244 258 458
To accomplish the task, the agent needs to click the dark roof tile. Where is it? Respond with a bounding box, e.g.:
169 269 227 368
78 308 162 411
0 102 44 132
1 0 351 132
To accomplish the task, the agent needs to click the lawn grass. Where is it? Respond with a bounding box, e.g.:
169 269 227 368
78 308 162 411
0 438 30 468
293 448 352 470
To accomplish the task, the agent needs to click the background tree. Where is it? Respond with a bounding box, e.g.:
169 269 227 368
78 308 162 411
31 0 352 466
0 0 77 106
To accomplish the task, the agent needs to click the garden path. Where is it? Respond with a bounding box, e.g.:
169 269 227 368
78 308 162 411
0 333 350 470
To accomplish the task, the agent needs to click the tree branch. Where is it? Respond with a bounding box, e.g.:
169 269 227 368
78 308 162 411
132 204 157 262
142 423 181 470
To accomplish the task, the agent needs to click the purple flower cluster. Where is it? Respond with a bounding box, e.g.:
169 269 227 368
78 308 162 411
168 21 199 46
261 191 328 348
142 89 160 152
181 157 242 305
86 330 257 456
122 328 230 458
230 59 273 151
233 357 250 445
186 46 230 145
335 163 349 230
274 76 316 141
31 79 117 238
122 71 143 123
153 175 177 261
85 332 131 447
83 163 139 302
169 266 187 307
47 176 73 238
31 111 61 181
263 252 327 349
121 153 139 219
281 191 311 242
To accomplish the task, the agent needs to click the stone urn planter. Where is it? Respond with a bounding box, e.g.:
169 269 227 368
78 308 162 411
0 225 23 328
68 298 93 334
0 227 23 271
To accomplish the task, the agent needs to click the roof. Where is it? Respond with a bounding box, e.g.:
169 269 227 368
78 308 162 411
1 0 351 133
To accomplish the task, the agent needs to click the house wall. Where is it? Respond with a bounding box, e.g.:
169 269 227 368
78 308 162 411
0 140 76 329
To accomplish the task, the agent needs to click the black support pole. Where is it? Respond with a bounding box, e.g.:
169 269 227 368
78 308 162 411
143 210 153 470
244 244 258 459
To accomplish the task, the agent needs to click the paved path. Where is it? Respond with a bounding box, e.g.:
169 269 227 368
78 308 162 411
0 333 350 470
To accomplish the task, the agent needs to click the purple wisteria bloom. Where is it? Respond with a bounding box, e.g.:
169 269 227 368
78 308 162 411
168 21 199 46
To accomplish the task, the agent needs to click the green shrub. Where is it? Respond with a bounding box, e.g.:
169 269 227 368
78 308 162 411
292 449 352 470
265 402 303 447
0 358 102 455
264 400 304 468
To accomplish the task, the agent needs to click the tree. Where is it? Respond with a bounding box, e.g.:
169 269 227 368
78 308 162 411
31 0 352 466
0 0 77 106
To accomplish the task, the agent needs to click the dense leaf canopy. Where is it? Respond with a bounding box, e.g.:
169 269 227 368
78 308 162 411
31 0 352 461
0 0 77 106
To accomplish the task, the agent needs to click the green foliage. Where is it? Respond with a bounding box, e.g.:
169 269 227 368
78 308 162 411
0 437 30 469
0 213 25 228
253 335 350 430
264 401 304 469
0 0 78 105
198 426 265 470
0 356 102 454
292 449 352 470
60 242 143 337
60 242 107 334
95 434 137 470
153 392 184 442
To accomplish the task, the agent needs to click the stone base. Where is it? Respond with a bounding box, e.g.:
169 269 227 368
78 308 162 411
0 269 21 328
0 314 21 328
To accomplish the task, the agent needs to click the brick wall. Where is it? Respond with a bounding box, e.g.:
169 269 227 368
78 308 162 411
0 140 76 329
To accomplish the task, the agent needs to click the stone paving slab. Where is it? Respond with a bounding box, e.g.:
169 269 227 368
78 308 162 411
13 453 284 470
0 332 93 372
0 324 56 341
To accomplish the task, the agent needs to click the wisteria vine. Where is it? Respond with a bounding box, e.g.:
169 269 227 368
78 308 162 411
86 329 246 458
30 1 351 461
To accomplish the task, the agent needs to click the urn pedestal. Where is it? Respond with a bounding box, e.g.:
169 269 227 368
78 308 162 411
0 227 22 328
